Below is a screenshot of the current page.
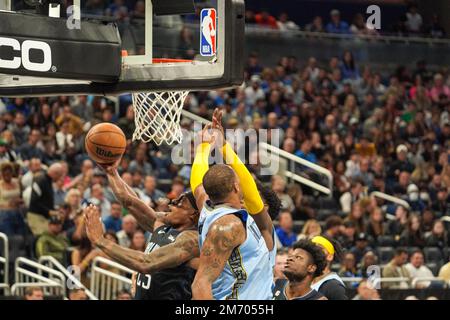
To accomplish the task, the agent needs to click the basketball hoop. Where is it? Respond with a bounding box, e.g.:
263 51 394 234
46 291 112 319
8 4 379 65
131 58 192 145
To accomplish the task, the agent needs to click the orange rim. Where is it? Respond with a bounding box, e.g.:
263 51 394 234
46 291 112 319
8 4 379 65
152 58 193 64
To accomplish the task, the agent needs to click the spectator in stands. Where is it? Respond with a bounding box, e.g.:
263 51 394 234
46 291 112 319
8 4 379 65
24 286 44 300
245 75 265 106
88 184 111 219
103 201 123 233
71 234 103 287
344 202 366 234
350 13 378 36
350 233 373 264
340 51 360 80
438 262 450 283
295 140 317 164
382 248 410 289
426 14 446 39
338 220 356 249
9 112 30 147
405 4 423 34
18 129 44 162
405 250 434 288
388 205 408 236
274 248 289 280
35 216 70 264
323 215 343 240
0 162 25 236
129 148 153 176
116 214 137 248
276 211 297 247
358 251 379 278
366 206 385 242
297 219 322 241
27 163 64 236
116 289 132 300
55 105 83 137
429 73 450 104
6 98 30 117
271 175 294 212
326 9 350 35
340 179 364 214
305 16 325 33
69 288 88 300
166 176 185 200
352 280 380 300
277 12 299 31
0 137 21 165
425 220 449 250
388 145 414 179
432 187 449 217
129 229 146 252
142 175 165 206
338 252 360 286
399 214 425 248
254 10 278 29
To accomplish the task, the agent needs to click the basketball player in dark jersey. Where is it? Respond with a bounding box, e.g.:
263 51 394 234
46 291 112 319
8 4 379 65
84 162 200 300
273 240 327 300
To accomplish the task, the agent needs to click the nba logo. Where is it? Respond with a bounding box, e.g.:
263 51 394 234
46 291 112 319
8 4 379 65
200 9 217 57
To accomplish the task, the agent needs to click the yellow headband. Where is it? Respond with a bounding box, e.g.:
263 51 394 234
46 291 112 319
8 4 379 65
311 236 335 256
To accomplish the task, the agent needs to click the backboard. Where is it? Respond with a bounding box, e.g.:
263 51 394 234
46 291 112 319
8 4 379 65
0 0 245 97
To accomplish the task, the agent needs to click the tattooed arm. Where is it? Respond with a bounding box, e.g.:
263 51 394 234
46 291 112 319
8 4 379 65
191 214 246 300
102 163 166 232
84 204 199 273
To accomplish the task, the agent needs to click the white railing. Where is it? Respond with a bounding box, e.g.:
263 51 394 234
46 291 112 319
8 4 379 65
260 142 333 196
244 24 450 46
14 257 65 297
10 282 63 297
181 109 333 196
373 277 410 288
38 256 98 300
370 191 410 210
411 277 447 288
90 256 134 300
0 232 9 295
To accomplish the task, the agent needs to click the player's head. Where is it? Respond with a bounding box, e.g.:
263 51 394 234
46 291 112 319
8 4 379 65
166 191 200 228
311 235 343 268
255 179 281 220
283 240 327 283
202 164 242 205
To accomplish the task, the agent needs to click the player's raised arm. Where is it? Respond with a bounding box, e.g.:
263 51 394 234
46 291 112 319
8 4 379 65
191 214 246 300
84 205 199 273
101 160 166 232
190 124 215 211
212 109 275 250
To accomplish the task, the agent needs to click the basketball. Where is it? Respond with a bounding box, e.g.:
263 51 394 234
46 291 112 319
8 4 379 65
85 123 126 164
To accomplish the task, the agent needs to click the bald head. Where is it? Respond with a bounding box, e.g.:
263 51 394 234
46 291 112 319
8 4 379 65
48 163 64 182
203 164 239 204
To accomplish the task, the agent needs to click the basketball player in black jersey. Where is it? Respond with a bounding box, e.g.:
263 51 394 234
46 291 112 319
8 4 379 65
84 161 200 300
273 240 328 300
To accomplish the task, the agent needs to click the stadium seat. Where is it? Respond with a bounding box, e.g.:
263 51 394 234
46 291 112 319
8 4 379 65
377 235 395 247
408 247 421 256
423 247 443 264
426 263 440 276
316 209 334 221
378 247 395 265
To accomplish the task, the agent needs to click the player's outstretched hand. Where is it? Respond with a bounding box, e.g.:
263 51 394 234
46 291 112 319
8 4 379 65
212 108 225 147
83 204 105 245
198 123 215 145
98 158 121 175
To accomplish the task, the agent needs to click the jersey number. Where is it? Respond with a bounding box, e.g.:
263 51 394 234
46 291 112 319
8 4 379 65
136 273 151 289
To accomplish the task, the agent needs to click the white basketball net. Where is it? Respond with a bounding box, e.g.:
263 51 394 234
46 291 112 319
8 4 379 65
132 91 189 145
